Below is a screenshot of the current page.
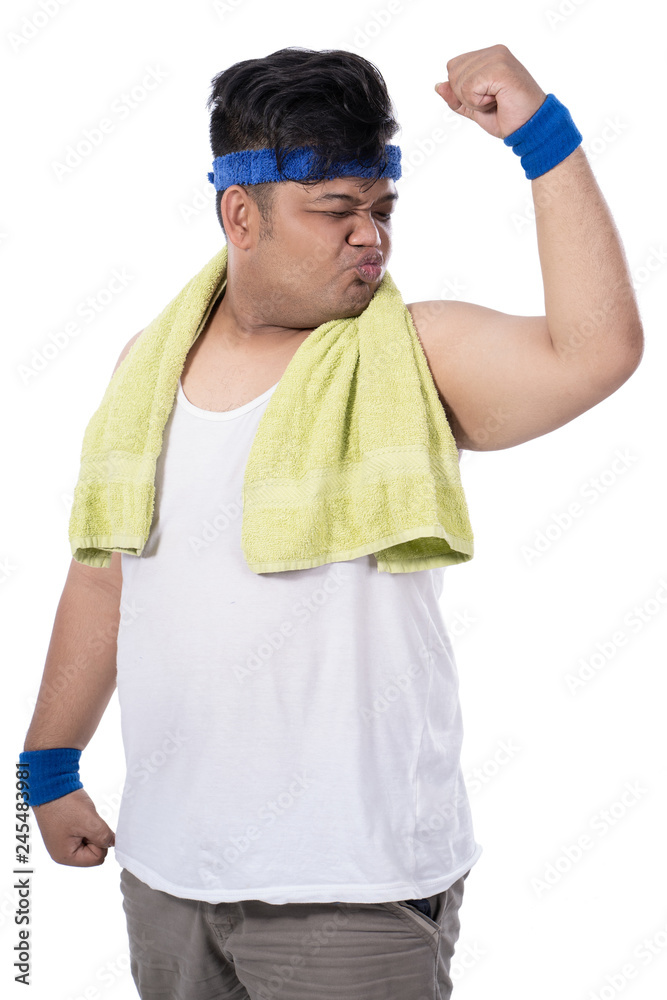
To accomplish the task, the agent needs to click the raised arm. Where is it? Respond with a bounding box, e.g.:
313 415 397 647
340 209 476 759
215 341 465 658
409 46 643 452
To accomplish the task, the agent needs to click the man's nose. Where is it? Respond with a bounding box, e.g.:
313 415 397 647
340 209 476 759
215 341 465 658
347 215 383 246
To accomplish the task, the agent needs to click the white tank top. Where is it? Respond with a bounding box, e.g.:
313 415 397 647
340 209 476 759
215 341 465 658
114 367 482 904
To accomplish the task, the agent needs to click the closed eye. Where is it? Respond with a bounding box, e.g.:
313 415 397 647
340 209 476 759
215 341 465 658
327 211 393 219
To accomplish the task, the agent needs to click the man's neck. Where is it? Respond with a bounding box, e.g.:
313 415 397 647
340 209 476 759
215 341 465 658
206 288 315 355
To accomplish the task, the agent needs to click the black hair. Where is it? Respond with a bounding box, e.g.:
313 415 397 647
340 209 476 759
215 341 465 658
206 47 400 237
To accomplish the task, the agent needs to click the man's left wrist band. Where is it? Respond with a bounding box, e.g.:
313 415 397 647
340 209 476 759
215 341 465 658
503 93 583 179
18 748 84 807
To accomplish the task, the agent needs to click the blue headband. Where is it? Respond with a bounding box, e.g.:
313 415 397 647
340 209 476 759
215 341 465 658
207 144 401 191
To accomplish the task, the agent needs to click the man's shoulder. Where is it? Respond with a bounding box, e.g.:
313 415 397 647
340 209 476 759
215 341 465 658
405 298 476 338
404 298 477 393
112 330 144 377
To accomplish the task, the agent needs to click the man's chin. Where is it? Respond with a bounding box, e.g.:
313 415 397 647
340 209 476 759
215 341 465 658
340 293 376 320
349 276 379 305
349 272 380 294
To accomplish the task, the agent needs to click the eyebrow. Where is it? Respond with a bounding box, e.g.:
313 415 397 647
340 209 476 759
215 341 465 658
310 191 399 205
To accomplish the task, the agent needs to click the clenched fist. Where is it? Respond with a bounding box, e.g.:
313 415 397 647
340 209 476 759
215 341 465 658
32 787 115 867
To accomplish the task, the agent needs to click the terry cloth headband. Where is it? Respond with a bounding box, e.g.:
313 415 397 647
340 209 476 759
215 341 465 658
207 144 402 190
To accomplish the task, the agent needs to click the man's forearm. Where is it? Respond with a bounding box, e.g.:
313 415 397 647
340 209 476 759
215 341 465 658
24 570 119 751
532 144 644 374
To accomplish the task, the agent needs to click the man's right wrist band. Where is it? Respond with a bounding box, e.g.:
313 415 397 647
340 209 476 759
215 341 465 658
18 748 84 806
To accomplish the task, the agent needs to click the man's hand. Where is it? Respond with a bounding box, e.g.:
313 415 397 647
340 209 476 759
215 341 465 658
32 788 115 867
434 43 547 139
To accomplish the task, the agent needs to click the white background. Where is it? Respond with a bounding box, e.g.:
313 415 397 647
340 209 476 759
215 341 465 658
2 0 666 998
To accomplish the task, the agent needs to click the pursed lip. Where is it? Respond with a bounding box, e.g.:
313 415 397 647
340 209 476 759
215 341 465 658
354 252 383 269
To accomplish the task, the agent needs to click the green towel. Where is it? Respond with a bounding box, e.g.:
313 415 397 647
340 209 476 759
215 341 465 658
68 244 474 573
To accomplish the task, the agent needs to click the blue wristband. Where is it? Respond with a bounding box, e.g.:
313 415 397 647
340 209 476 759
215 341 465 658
503 93 583 179
18 748 84 806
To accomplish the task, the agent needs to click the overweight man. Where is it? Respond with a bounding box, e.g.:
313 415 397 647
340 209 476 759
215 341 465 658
22 43 643 1000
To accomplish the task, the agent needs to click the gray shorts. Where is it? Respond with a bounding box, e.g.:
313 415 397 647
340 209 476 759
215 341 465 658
120 867 469 1000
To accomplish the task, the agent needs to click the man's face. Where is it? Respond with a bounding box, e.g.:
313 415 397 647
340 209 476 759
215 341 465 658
231 174 399 330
